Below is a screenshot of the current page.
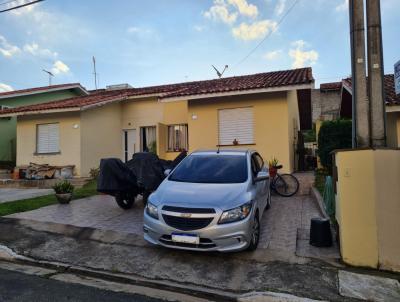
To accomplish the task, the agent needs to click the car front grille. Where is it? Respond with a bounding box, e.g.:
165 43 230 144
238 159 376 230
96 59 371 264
159 235 216 249
162 206 216 214
162 214 214 231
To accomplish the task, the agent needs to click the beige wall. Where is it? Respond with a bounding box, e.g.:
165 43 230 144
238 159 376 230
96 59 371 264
386 112 400 148
16 112 82 175
335 149 400 272
187 92 295 172
80 103 122 176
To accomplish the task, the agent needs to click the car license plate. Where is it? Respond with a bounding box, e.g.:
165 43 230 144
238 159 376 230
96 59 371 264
171 233 200 244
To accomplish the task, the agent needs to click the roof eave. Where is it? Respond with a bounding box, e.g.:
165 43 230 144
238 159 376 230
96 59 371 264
0 107 81 117
0 84 88 100
159 83 314 102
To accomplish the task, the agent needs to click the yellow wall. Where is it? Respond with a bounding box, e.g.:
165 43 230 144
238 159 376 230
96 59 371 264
187 92 295 172
80 103 122 176
335 149 400 271
287 90 300 171
16 112 82 175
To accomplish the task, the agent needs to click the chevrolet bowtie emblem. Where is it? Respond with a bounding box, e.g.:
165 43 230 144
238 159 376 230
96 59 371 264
180 213 192 218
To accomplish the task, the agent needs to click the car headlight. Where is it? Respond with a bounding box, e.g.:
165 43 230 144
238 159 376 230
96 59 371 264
218 202 252 224
146 202 159 220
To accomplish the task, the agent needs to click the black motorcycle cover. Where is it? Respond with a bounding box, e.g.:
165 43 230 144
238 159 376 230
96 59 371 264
126 152 165 191
97 158 138 196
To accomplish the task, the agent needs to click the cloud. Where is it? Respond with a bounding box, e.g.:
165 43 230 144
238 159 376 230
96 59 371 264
336 0 348 12
289 40 319 68
227 0 258 18
51 60 70 75
203 0 238 25
23 42 58 58
203 0 259 24
0 35 21 58
275 0 286 16
232 20 277 41
0 83 13 92
264 49 282 60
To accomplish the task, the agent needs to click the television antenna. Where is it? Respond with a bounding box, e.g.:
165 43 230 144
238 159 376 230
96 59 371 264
212 65 228 79
42 69 54 86
92 56 98 90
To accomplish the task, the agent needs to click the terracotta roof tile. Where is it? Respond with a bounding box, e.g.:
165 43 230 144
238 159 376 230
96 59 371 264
0 68 314 116
320 82 342 92
342 74 400 106
0 83 87 98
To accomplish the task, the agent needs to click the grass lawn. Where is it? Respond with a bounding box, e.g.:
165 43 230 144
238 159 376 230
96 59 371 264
0 179 98 217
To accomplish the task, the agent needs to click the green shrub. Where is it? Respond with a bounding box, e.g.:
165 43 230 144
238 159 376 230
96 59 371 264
52 180 74 194
303 124 316 143
317 119 352 173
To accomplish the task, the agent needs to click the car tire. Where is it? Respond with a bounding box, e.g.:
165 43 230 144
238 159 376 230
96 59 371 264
247 213 260 251
115 192 135 210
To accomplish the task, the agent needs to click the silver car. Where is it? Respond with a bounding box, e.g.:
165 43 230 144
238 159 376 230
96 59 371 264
143 150 271 252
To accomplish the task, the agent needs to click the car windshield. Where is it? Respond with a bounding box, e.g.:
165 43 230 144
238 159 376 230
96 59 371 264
169 154 248 184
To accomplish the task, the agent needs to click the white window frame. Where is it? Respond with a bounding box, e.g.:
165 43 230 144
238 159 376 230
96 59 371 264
218 106 255 146
167 124 188 152
36 123 60 154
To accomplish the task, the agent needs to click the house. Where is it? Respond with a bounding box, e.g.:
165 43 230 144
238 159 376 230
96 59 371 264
340 74 400 148
0 83 88 164
0 68 314 177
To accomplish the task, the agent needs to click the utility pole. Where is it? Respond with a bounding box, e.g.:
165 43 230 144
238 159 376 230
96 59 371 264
349 0 370 148
42 69 54 86
366 0 386 147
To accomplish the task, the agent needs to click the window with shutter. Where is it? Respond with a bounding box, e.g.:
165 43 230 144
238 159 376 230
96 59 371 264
36 123 60 154
218 107 254 145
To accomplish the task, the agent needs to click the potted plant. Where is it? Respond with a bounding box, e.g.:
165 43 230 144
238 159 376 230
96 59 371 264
53 180 74 204
268 157 279 179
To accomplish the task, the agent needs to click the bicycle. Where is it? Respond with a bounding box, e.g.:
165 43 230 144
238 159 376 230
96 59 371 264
269 165 299 197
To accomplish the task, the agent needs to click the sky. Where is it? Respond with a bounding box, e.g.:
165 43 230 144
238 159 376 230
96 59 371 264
0 0 399 92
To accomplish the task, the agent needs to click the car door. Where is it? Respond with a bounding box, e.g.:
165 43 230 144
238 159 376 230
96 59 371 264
252 153 268 211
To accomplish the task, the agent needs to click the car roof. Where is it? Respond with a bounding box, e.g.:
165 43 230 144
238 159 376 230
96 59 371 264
191 149 253 155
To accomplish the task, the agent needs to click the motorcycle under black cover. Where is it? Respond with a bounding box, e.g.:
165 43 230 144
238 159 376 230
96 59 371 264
159 150 187 170
97 158 138 196
126 152 165 191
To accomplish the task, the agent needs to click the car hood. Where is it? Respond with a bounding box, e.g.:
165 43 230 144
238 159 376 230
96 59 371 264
151 180 251 211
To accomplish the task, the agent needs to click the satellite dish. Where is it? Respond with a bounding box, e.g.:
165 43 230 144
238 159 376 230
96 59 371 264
212 65 228 78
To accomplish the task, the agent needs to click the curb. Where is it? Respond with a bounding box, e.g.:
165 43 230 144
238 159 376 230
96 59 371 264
4 256 238 302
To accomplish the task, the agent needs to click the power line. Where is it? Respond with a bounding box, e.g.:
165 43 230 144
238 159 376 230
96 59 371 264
230 0 301 71
0 0 44 13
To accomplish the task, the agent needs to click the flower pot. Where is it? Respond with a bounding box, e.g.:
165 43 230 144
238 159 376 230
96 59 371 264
269 166 277 178
55 193 72 204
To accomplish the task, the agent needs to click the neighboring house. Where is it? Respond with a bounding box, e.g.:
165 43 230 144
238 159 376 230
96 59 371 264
340 74 400 148
0 83 88 163
0 68 314 177
311 81 342 122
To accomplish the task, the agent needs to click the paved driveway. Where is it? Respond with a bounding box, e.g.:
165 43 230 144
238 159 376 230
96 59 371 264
7 193 339 259
0 188 54 203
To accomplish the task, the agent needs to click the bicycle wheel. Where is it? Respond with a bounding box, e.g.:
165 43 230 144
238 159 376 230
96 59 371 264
273 174 299 197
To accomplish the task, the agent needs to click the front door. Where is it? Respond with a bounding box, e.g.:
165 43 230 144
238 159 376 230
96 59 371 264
123 129 136 162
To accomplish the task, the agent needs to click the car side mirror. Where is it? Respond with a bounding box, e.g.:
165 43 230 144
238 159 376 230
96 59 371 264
164 169 171 177
255 171 269 182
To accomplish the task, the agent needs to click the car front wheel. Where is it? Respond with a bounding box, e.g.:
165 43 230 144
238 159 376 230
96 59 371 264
247 214 260 251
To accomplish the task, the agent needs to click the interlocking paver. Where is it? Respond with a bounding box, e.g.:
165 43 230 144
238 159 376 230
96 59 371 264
8 192 332 257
